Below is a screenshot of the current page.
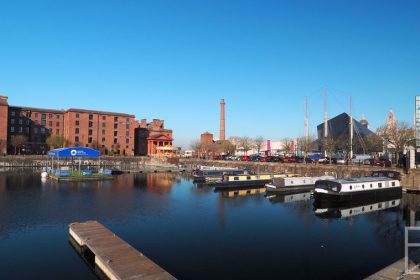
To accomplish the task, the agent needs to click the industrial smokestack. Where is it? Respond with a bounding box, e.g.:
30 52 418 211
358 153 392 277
220 99 225 141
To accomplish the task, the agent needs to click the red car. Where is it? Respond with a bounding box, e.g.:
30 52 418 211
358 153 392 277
283 156 297 163
241 156 250 161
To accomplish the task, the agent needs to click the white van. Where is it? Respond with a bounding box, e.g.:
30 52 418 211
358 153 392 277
352 154 372 164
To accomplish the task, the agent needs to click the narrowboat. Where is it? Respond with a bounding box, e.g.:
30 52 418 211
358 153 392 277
265 175 335 193
313 171 401 204
193 168 248 182
209 173 299 190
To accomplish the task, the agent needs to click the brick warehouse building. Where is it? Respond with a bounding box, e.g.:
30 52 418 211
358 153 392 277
0 96 173 156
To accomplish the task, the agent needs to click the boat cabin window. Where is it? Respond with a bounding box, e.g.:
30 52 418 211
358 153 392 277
247 176 251 180
234 191 239 196
362 184 365 189
392 182 395 187
350 185 353 190
246 190 251 194
291 181 294 184
378 203 382 208
378 183 382 188
392 201 395 205
234 177 239 181
370 184 373 188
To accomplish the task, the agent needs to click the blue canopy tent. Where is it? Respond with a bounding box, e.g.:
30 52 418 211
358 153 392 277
47 147 101 176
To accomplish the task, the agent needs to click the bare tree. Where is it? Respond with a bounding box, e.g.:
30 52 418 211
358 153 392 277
281 138 293 154
223 140 237 156
46 135 67 148
319 136 336 162
297 135 315 160
11 135 27 155
377 121 415 164
0 139 7 155
190 140 202 158
365 134 383 154
254 136 265 154
239 137 254 156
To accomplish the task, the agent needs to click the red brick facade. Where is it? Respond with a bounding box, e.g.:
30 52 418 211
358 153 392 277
0 96 173 156
135 119 173 156
64 109 137 156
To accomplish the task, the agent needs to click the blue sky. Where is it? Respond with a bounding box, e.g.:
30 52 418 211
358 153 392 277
1 0 419 148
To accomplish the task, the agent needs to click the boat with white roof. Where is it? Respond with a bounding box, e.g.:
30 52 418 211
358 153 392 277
265 175 336 193
313 171 401 204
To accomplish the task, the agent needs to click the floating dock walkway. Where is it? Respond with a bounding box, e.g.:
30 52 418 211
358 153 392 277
366 257 420 280
69 221 176 280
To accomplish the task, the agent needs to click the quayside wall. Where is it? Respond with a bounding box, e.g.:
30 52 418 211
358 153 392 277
180 159 420 188
0 155 177 170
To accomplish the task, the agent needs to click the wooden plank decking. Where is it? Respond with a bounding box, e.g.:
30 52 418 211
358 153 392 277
366 258 420 280
69 221 176 280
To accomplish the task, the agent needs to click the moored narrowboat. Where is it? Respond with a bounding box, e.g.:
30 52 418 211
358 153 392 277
313 171 401 205
209 173 299 190
265 175 336 193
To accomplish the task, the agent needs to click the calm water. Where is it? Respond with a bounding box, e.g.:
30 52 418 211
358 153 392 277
0 170 417 279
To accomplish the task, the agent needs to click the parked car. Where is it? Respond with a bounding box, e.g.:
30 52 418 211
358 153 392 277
375 158 392 167
283 156 297 163
352 154 372 164
365 158 392 167
241 156 250 161
296 157 305 163
318 157 331 164
258 156 267 162
336 158 347 164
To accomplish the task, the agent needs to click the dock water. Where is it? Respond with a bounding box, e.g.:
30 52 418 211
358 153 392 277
69 221 176 280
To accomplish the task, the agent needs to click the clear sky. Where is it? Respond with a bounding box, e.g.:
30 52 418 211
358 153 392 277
1 0 419 149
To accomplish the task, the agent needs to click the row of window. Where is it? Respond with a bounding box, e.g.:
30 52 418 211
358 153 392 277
74 120 129 130
74 136 130 144
348 181 396 190
10 118 61 127
10 126 60 135
74 128 130 137
75 114 130 123
10 111 61 119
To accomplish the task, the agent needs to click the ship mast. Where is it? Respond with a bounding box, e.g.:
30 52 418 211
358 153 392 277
305 97 309 143
349 96 353 159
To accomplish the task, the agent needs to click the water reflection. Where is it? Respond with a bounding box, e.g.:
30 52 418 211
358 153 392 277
267 191 311 204
0 172 180 239
314 194 402 219
2 171 420 279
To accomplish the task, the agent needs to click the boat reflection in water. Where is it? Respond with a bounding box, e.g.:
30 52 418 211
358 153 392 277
216 186 266 198
314 192 402 219
266 191 312 204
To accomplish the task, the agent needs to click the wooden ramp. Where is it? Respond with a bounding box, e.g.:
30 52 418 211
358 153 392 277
69 221 176 280
366 258 420 280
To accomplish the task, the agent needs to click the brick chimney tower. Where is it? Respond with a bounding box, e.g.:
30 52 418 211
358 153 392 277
220 99 225 140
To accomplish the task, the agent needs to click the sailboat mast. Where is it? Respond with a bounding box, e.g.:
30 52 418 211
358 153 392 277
324 89 328 157
349 96 353 159
305 97 309 143
324 89 328 138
